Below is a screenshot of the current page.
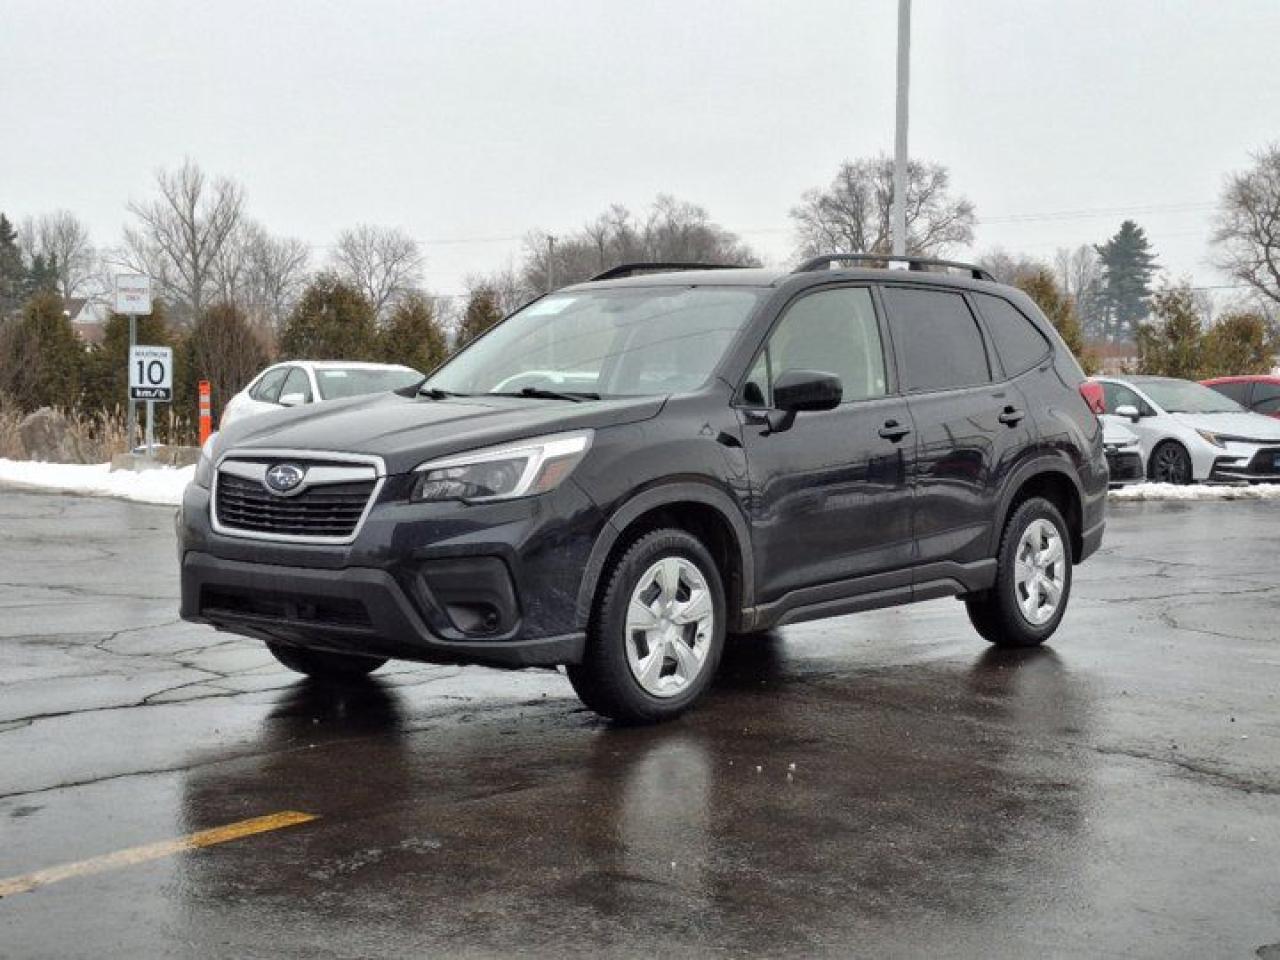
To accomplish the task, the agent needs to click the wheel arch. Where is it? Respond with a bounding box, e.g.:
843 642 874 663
576 481 754 632
993 458 1086 564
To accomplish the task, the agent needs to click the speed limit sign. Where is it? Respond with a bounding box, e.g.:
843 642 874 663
129 345 173 402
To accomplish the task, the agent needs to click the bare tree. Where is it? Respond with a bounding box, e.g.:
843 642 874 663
330 225 424 319
976 249 1045 285
210 222 310 332
1053 245 1101 307
18 211 96 299
121 159 245 323
790 155 976 259
521 195 758 294
1213 143 1280 308
464 266 529 317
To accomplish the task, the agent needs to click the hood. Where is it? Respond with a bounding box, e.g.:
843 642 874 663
215 391 667 474
1171 411 1280 441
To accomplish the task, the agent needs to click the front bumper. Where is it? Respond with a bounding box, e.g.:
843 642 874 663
178 478 600 668
1105 448 1144 485
1209 445 1280 483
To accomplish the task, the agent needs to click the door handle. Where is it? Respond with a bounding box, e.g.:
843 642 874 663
878 419 911 442
998 406 1025 426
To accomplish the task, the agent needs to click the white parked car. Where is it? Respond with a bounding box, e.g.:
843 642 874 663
1097 375 1280 484
1101 416 1144 486
220 361 423 429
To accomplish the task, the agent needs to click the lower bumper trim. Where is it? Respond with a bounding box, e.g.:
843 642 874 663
180 551 584 668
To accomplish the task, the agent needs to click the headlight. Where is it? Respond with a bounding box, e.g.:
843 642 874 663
411 431 593 503
1195 429 1225 449
193 432 219 489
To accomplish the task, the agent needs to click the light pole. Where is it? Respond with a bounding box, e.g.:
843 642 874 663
892 0 911 258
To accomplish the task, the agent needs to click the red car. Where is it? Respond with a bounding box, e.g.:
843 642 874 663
1201 375 1280 419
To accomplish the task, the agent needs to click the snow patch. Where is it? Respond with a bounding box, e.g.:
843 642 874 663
0 459 193 506
1109 482 1280 502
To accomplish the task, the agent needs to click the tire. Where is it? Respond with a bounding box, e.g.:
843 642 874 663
965 497 1073 648
1149 440 1193 485
266 641 386 680
567 528 726 724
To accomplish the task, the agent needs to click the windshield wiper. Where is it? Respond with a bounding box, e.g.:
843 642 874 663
489 387 601 402
419 387 471 400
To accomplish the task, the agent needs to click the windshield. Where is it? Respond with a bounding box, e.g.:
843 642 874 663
1139 379 1245 414
425 287 766 397
315 367 422 400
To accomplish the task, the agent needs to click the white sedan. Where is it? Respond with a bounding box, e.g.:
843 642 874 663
220 361 422 429
1097 375 1280 484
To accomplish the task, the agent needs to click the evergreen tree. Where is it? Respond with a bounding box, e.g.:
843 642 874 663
26 252 60 298
0 291 84 410
375 293 448 374
279 274 377 360
1094 220 1158 342
0 214 25 316
180 303 269 423
1202 312 1276 378
1135 283 1204 378
456 288 503 347
1013 268 1098 374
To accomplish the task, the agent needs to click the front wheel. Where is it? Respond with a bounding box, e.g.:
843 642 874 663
266 641 386 680
567 528 726 724
965 497 1073 648
1149 440 1193 485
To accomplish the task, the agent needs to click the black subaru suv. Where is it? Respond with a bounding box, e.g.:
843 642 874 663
179 256 1107 723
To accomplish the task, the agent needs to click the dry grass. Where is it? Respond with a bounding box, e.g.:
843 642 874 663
0 398 196 463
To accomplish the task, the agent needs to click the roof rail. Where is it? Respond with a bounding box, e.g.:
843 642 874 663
588 262 746 282
792 253 994 282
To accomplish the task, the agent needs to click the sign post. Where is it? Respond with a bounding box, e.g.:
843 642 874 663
114 275 153 452
128 345 173 459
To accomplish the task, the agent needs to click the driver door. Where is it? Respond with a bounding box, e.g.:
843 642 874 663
739 285 916 605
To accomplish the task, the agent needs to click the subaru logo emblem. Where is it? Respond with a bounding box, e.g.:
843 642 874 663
264 463 306 495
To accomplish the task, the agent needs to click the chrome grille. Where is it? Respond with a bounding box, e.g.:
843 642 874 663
212 454 382 543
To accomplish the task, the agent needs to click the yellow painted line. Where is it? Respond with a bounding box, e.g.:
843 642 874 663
0 810 318 898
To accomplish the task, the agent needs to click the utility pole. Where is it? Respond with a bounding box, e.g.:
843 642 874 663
547 235 557 292
892 0 911 258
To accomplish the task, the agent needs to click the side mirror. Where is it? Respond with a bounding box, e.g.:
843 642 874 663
279 392 307 408
1114 404 1140 422
773 369 843 413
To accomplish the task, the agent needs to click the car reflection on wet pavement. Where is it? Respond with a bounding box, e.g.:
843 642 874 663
2 493 1279 958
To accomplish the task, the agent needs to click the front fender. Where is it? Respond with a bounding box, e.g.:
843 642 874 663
573 479 755 630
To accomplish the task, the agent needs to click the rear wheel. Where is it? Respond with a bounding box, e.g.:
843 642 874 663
1149 440 1193 485
567 528 725 724
965 497 1072 648
266 641 386 680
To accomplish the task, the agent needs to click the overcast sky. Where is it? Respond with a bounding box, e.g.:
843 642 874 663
3 0 1276 300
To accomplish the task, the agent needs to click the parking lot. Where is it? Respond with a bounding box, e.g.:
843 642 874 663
1 490 1278 958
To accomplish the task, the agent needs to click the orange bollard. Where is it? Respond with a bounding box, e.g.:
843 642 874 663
198 380 213 445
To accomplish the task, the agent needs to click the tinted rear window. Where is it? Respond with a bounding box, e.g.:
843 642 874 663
1207 381 1251 404
972 293 1051 377
882 288 991 392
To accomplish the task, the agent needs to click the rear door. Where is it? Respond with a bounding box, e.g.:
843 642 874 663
739 285 916 603
881 285 1032 570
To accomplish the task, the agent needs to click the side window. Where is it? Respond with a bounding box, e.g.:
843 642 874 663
280 366 313 404
1253 381 1280 415
251 367 288 403
1101 381 1144 415
971 293 1051 377
882 288 991 392
741 287 887 406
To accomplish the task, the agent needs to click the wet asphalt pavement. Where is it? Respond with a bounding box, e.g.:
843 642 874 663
1 492 1278 959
